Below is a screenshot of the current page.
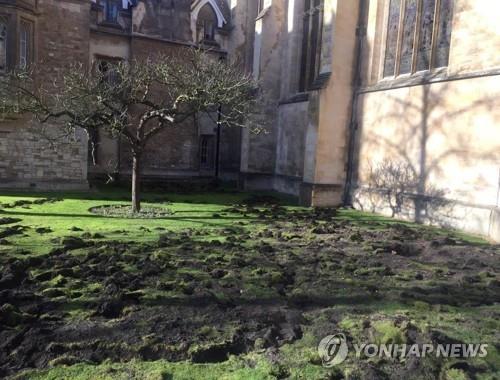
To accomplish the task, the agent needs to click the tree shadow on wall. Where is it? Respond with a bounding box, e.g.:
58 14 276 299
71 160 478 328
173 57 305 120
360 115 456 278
353 77 500 229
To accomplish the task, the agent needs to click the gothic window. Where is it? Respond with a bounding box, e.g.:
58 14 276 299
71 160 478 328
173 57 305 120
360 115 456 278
299 0 323 92
200 135 214 169
399 0 417 74
383 0 454 77
383 0 401 77
416 0 436 71
104 0 120 23
0 19 7 73
435 0 454 68
197 4 217 42
19 20 33 69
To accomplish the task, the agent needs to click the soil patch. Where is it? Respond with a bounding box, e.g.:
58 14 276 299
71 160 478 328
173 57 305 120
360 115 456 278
89 205 174 219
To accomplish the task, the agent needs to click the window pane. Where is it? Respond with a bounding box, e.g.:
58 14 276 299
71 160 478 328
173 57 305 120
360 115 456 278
298 0 311 91
19 21 32 70
383 0 401 77
200 135 214 169
416 0 436 71
435 0 454 67
399 0 417 74
0 22 6 72
308 2 321 86
20 28 27 68
105 1 119 22
197 3 218 42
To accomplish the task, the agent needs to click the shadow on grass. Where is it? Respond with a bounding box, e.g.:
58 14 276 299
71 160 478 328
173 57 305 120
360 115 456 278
0 188 299 207
0 209 263 225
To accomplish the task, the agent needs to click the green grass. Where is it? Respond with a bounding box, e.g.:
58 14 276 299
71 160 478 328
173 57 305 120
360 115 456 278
0 188 487 257
0 189 291 255
14 356 275 380
1 188 497 380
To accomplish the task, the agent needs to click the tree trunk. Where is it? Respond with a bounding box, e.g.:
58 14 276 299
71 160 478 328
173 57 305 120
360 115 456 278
131 151 142 213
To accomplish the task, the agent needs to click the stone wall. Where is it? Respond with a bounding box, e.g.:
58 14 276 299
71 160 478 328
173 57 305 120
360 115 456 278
0 0 90 190
274 100 309 192
88 0 240 181
132 0 192 42
123 37 206 178
0 120 88 190
353 0 500 241
240 1 285 176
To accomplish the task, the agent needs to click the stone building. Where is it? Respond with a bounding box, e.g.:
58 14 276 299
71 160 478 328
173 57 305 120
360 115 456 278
0 0 239 189
230 0 500 241
1 0 499 241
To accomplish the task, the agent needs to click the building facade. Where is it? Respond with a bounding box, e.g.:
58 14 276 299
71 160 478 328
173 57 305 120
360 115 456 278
0 0 239 189
231 0 500 241
1 0 499 241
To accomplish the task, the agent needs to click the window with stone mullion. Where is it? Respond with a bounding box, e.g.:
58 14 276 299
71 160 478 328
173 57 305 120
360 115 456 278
383 0 454 78
299 0 324 92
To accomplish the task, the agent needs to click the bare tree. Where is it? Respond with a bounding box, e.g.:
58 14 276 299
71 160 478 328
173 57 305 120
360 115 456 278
368 159 451 223
368 160 419 217
0 49 262 212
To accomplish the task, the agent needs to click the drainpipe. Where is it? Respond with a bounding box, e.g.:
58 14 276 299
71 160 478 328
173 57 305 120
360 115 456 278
214 104 222 184
343 0 368 206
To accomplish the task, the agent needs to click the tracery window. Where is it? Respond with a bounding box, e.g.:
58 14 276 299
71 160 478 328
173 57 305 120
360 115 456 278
197 4 217 42
0 19 7 73
383 0 454 78
299 0 323 92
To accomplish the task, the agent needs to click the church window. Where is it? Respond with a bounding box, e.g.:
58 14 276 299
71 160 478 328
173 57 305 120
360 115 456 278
299 0 323 92
383 0 454 77
435 0 454 68
200 135 214 169
399 0 417 74
383 0 401 77
197 4 217 42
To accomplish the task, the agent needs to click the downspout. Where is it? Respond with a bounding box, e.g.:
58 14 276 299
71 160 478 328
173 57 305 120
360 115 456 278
215 104 222 184
343 0 367 206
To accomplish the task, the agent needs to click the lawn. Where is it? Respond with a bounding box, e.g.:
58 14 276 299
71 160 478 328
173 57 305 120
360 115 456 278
0 189 499 379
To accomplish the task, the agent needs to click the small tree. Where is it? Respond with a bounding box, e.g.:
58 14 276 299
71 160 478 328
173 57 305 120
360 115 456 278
0 49 261 212
368 159 449 222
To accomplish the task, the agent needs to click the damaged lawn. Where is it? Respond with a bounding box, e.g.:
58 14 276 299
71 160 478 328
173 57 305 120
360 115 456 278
0 190 499 379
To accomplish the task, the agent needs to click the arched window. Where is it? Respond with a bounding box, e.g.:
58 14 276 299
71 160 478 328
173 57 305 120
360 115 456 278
383 0 454 78
197 3 217 42
299 0 324 92
0 20 7 73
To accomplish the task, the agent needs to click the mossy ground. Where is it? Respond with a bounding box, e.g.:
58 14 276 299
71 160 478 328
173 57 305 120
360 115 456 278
0 188 498 379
